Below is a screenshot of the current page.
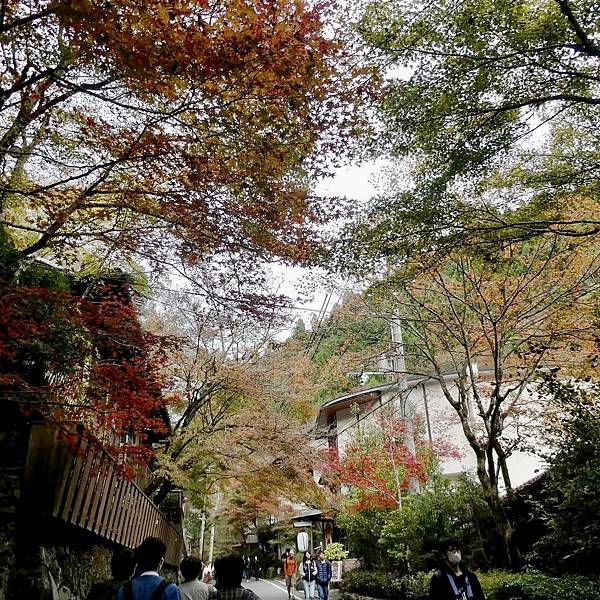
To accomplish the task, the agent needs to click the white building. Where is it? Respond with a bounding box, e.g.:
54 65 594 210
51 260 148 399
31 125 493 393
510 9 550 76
314 368 545 490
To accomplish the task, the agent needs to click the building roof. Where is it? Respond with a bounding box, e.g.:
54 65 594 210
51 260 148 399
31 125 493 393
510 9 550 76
318 366 493 415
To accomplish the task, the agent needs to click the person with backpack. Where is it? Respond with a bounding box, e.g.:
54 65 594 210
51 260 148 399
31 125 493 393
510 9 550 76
283 550 298 600
298 551 317 600
87 548 136 600
314 550 332 600
179 557 210 600
118 537 180 600
208 555 261 600
428 537 486 600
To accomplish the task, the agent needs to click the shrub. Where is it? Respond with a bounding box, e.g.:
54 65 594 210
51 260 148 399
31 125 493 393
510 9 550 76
337 510 391 570
342 569 600 600
379 476 496 572
479 571 600 600
325 543 349 561
341 569 414 600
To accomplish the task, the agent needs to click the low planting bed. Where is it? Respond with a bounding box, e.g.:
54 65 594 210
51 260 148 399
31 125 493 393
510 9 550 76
340 569 600 600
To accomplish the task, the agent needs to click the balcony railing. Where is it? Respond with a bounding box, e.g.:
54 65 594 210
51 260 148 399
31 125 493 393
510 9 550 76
23 423 183 566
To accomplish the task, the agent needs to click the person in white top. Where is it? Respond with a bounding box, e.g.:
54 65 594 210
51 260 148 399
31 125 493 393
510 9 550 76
179 557 210 600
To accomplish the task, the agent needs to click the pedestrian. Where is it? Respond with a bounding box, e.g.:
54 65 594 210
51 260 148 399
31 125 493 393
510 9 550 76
209 554 261 600
87 548 136 600
428 537 486 600
118 537 181 600
250 556 261 581
179 557 210 600
315 550 331 600
299 551 317 600
283 550 298 600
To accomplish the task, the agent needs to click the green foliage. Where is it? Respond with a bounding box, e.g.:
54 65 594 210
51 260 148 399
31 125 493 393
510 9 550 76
337 510 391 570
342 570 600 600
338 478 498 572
528 380 600 576
359 0 600 190
325 542 349 561
478 571 600 600
0 227 20 279
341 569 417 600
379 477 495 572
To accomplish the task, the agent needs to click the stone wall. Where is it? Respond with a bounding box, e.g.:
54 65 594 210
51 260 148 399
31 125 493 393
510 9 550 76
0 404 29 600
7 542 112 600
0 409 113 600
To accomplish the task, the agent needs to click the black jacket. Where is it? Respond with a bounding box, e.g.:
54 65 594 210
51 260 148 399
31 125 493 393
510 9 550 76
428 568 485 600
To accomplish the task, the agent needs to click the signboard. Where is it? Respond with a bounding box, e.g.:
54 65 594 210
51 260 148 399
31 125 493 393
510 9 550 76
331 560 343 583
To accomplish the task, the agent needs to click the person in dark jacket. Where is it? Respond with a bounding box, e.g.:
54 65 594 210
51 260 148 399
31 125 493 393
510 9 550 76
87 549 136 600
299 551 317 600
428 538 485 600
315 550 332 600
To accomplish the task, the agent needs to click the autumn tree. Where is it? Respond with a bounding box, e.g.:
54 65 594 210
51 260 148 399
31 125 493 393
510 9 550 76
366 233 600 567
1 0 370 277
325 406 457 511
144 289 325 513
0 239 176 461
1 0 375 447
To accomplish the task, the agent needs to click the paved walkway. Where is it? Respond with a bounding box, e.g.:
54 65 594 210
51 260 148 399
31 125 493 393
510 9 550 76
243 579 340 600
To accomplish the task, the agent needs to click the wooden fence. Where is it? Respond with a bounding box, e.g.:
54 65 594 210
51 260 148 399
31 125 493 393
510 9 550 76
23 424 183 566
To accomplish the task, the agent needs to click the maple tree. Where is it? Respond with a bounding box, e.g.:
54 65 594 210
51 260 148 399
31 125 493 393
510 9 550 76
366 232 600 567
0 248 176 463
0 0 373 457
1 0 370 276
324 406 458 511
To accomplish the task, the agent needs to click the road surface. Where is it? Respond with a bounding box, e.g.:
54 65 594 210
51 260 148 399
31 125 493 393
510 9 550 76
243 579 339 600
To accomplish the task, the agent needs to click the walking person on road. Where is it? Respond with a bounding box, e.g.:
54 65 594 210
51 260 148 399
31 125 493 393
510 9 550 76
299 551 317 600
118 537 181 600
179 557 210 600
428 537 486 600
283 550 298 600
209 554 261 600
315 550 332 600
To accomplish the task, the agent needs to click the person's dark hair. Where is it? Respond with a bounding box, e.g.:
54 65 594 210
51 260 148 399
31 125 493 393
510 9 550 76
180 557 203 582
111 548 136 580
136 537 167 572
214 554 245 589
438 537 462 553
303 551 311 562
318 549 325 557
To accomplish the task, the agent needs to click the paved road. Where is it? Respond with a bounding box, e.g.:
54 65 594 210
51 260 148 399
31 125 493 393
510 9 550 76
243 579 340 600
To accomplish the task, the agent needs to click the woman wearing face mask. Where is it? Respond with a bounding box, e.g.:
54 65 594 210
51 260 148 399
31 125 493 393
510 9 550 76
428 537 486 600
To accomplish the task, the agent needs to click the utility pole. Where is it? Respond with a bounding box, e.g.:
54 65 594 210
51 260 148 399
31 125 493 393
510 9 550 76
390 311 420 493
208 491 222 565
199 511 206 560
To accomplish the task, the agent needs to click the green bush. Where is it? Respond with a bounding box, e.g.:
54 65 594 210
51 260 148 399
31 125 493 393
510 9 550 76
341 569 416 600
337 510 392 570
479 571 600 600
325 543 349 561
342 569 600 600
379 476 496 572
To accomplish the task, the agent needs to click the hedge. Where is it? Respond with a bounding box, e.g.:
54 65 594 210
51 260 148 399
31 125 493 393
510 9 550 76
340 569 600 600
478 571 600 600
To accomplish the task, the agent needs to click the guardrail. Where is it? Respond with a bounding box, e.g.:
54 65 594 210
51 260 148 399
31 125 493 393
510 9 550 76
23 424 182 566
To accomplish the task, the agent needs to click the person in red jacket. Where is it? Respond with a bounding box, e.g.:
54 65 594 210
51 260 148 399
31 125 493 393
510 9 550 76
283 551 298 600
428 538 486 600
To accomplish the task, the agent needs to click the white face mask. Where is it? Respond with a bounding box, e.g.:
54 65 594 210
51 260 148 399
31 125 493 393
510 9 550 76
447 551 461 566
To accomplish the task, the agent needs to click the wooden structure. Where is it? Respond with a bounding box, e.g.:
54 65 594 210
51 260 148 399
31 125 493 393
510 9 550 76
23 423 183 566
